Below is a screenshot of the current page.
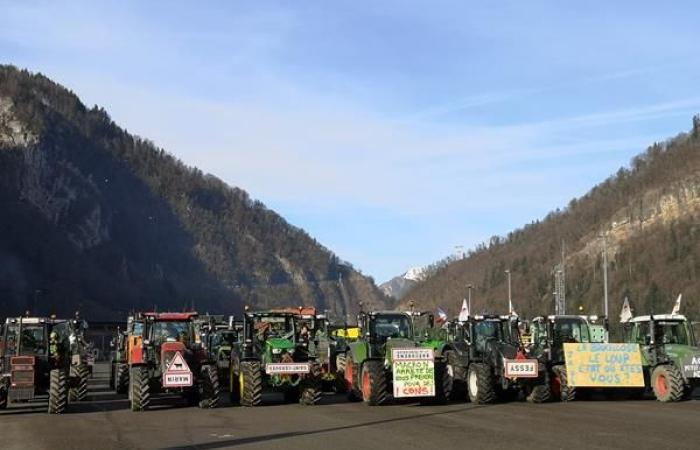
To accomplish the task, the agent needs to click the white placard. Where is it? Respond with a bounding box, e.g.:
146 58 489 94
163 372 193 387
265 363 311 374
392 348 435 398
504 359 539 378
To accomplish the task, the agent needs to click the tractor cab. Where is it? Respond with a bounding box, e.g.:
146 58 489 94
468 315 521 358
406 311 446 349
359 311 416 358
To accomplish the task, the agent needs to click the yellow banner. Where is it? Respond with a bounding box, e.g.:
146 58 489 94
564 343 645 387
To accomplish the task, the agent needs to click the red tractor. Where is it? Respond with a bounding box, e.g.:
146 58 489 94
128 312 220 411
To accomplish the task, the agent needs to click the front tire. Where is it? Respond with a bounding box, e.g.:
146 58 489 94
48 369 68 414
467 363 497 404
130 366 150 412
651 364 685 402
551 365 575 402
345 356 362 402
115 363 129 395
361 360 387 406
69 364 90 402
239 361 263 407
434 360 452 404
300 363 322 405
199 365 220 408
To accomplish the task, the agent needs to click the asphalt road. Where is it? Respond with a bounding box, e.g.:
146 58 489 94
2 365 698 450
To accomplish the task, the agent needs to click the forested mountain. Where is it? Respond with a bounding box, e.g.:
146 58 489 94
0 65 390 320
404 117 700 322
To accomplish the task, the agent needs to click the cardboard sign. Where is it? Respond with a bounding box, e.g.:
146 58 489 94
392 348 435 398
564 343 644 387
505 359 539 378
265 363 311 374
681 355 700 378
163 352 193 387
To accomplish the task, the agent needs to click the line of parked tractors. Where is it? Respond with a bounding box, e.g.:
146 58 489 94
1 304 699 414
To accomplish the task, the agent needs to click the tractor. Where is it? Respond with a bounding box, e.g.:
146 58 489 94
0 315 91 413
624 314 700 402
445 315 550 404
127 312 220 411
528 315 604 401
230 310 322 406
198 315 241 403
344 310 451 405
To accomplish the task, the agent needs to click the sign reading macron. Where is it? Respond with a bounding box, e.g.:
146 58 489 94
392 348 435 398
564 343 644 387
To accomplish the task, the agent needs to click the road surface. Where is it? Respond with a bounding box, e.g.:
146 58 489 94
1 364 698 450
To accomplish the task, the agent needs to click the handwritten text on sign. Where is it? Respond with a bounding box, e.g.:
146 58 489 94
564 343 644 387
392 348 435 398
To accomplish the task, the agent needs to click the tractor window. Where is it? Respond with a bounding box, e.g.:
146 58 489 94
656 321 691 346
254 316 294 339
473 320 516 349
373 315 413 340
151 321 193 344
553 319 590 344
133 322 144 337
5 324 47 355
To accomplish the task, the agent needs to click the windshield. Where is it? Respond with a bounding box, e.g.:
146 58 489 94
656 321 692 345
473 320 516 346
372 314 413 340
253 315 294 339
150 321 194 344
4 324 47 355
553 319 591 344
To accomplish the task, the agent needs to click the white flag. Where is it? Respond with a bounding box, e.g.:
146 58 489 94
458 299 469 322
671 294 682 315
619 297 633 323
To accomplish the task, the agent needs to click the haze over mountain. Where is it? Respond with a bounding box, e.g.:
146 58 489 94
0 66 391 320
404 117 700 323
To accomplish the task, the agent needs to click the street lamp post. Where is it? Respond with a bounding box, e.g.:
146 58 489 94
505 269 512 313
467 284 473 313
601 233 609 318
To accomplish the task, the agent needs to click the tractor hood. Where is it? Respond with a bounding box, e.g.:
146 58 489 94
265 337 295 351
385 338 417 351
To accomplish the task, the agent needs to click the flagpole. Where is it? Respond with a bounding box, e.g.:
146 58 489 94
467 284 473 315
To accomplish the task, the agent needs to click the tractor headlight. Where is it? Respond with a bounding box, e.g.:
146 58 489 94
272 348 282 354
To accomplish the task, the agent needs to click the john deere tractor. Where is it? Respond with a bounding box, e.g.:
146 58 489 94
344 310 451 405
230 310 322 406
528 315 605 402
0 315 91 413
198 315 240 403
127 312 220 411
437 315 550 404
624 314 700 402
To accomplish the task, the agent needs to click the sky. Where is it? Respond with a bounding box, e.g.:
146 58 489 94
2 1 700 282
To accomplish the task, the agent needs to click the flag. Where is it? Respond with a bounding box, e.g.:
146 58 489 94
436 307 448 324
619 297 633 323
458 299 469 322
671 294 682 315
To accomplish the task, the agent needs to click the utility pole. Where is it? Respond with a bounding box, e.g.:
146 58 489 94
602 233 609 318
467 284 473 313
505 269 512 313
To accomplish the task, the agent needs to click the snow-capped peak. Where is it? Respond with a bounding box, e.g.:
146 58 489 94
404 266 425 282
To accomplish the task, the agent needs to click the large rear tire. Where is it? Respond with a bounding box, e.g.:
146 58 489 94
361 360 388 406
345 356 362 402
239 361 263 407
467 363 497 404
334 353 348 393
115 363 129 395
433 360 452 404
445 351 466 401
130 366 150 412
526 383 551 403
300 363 322 406
552 365 575 402
199 365 220 408
651 364 685 402
48 369 68 414
69 364 90 402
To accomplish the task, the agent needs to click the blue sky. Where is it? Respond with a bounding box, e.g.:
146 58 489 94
2 1 700 282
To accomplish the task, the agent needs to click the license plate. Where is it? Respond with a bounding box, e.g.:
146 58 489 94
265 363 310 374
505 359 539 378
163 372 193 387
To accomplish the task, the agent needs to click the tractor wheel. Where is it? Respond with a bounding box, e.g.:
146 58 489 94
229 367 241 405
130 366 150 412
69 364 90 402
651 364 685 402
109 362 116 390
115 363 129 395
199 365 221 408
467 363 497 404
445 351 466 401
0 382 8 410
345 356 362 402
434 360 452 404
334 353 348 393
300 363 322 406
48 369 68 414
361 360 388 406
551 365 575 402
239 361 263 407
526 383 551 403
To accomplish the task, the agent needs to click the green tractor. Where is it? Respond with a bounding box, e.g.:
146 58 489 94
344 310 451 405
0 315 91 413
230 311 322 406
295 311 349 393
528 315 605 401
198 315 241 403
443 315 550 404
624 314 700 402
